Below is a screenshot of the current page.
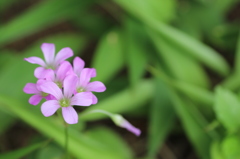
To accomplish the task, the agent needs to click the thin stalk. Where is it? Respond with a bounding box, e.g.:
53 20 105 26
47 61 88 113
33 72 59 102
65 123 69 159
57 110 69 159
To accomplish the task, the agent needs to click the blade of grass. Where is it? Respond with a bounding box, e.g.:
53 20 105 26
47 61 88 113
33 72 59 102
169 91 212 159
149 29 210 88
0 95 127 159
124 19 147 87
91 29 125 83
147 78 175 158
0 0 93 45
0 141 49 159
114 0 230 76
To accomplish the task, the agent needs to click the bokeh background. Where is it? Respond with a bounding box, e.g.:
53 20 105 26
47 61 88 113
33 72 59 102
0 0 239 159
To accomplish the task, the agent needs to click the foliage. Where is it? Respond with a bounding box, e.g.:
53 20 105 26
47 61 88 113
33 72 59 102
0 0 239 158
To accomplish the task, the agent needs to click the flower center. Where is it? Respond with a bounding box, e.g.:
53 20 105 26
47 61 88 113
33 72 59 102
45 63 56 70
41 92 48 97
55 81 62 88
59 98 70 107
77 87 85 93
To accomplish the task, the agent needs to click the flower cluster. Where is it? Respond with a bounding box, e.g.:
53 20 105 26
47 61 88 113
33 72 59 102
23 43 106 124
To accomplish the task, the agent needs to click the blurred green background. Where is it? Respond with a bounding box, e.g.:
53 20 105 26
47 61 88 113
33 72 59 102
0 0 239 159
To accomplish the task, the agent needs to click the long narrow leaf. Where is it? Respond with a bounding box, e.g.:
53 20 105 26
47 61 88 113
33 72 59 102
147 79 175 158
0 0 93 45
114 0 230 76
91 29 125 82
0 141 47 159
0 95 127 159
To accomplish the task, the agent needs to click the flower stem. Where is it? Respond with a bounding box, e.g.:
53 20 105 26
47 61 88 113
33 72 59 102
57 110 69 159
65 123 69 159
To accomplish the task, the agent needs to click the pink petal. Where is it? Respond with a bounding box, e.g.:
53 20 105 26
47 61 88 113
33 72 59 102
36 79 48 91
24 57 45 67
56 61 72 82
62 107 78 124
86 81 106 92
73 57 85 76
79 68 93 88
55 47 73 65
34 67 52 79
41 100 60 117
90 68 96 78
43 70 55 82
29 94 42 105
91 94 98 104
63 75 78 98
40 82 63 100
71 92 92 106
23 83 39 94
41 43 55 64
121 120 141 136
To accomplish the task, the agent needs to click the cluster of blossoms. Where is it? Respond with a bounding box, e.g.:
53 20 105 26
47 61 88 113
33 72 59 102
23 43 140 136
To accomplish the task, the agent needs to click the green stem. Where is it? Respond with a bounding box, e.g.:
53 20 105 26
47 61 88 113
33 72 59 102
65 124 69 159
57 110 69 159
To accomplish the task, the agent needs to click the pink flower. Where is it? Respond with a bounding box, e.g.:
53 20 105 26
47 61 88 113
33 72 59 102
40 75 92 124
23 80 51 105
44 61 72 88
24 43 73 78
68 57 96 78
75 68 106 104
111 114 141 136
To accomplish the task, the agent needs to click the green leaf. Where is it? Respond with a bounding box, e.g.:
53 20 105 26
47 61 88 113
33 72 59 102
80 80 154 121
124 19 147 87
147 79 175 158
0 0 93 45
0 111 15 135
91 29 125 83
222 135 240 159
146 21 230 76
34 143 65 159
0 141 47 159
214 87 240 133
148 66 214 106
133 0 176 23
114 0 176 23
234 32 240 74
0 95 128 159
170 91 212 159
114 0 230 76
211 141 225 159
0 0 18 12
149 29 210 88
85 126 133 159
